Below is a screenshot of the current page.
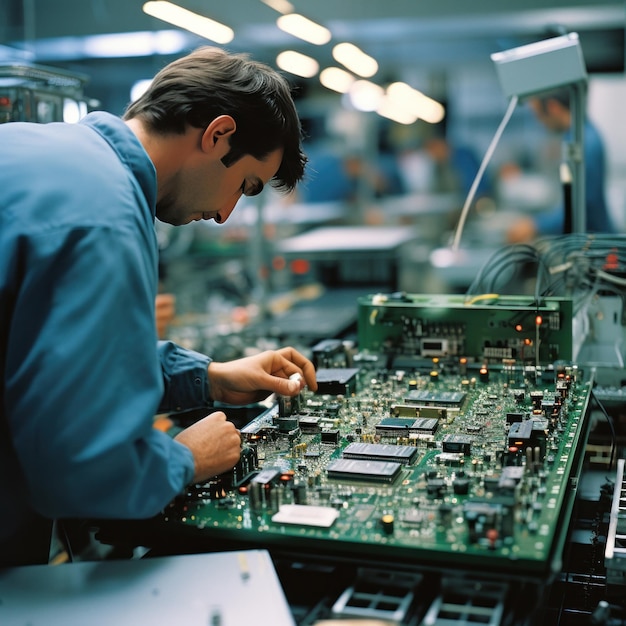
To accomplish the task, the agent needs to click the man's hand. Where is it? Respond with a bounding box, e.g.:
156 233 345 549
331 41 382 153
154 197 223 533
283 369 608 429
506 216 537 244
174 412 242 483
155 293 176 339
208 346 318 405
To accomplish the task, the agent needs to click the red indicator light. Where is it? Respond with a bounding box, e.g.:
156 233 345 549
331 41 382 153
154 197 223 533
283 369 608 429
290 259 310 275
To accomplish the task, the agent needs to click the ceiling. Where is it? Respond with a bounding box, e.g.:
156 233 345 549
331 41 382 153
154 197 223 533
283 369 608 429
1 0 624 112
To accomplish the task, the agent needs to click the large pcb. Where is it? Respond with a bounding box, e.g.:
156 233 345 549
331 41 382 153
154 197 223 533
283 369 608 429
162 356 592 583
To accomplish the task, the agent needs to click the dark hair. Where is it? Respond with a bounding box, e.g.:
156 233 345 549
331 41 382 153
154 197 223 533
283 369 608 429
123 46 307 192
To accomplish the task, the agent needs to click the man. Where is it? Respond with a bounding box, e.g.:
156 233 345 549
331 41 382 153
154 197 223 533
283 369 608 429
506 89 616 242
0 46 317 566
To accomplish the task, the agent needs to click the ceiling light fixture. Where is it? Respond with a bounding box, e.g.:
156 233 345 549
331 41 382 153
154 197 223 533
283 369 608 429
376 96 418 125
276 50 319 78
386 82 445 124
332 43 378 78
260 0 294 14
319 67 355 94
143 1 234 44
276 14 331 45
348 80 384 112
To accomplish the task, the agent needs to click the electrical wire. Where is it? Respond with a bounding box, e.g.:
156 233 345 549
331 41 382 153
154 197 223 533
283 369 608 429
451 94 519 252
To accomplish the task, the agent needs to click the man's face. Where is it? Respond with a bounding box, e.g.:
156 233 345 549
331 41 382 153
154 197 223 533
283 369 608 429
528 97 567 133
156 147 283 226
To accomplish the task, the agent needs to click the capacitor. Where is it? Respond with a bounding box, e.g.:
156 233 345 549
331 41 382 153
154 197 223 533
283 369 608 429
479 365 489 383
278 373 303 416
459 357 468 376
381 513 394 535
525 446 533 473
248 481 262 512
291 481 307 504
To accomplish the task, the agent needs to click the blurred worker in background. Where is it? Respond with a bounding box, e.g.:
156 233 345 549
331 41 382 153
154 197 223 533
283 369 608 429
0 46 317 566
507 89 616 243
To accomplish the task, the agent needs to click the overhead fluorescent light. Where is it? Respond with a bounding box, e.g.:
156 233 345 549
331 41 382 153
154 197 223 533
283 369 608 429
83 30 188 58
332 43 378 78
319 67 355 93
276 14 331 45
260 0 294 14
276 50 319 78
143 1 234 44
131 79 153 102
376 96 418 125
348 80 384 112
386 81 445 124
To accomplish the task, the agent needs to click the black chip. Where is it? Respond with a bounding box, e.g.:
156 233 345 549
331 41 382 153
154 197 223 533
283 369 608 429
343 442 418 465
405 390 466 407
327 458 402 483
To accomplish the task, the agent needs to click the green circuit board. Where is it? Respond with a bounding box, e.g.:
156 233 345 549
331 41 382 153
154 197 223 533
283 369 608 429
357 293 574 366
163 358 592 581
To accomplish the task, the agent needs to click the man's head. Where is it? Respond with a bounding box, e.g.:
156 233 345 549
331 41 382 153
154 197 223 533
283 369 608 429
527 88 572 133
124 46 306 198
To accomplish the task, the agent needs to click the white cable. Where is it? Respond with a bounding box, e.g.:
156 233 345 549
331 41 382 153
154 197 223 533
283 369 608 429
451 94 519 252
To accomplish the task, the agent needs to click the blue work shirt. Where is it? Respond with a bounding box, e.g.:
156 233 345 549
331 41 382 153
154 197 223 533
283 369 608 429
0 112 212 565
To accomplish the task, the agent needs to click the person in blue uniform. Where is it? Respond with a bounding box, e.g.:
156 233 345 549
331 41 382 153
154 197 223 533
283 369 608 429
0 46 317 566
506 90 616 242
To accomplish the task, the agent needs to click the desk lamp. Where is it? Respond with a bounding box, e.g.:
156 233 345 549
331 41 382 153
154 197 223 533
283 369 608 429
491 32 589 234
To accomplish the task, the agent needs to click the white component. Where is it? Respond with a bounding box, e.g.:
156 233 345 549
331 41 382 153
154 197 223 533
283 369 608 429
272 504 339 528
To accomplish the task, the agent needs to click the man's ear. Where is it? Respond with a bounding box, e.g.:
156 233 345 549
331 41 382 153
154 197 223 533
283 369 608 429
201 115 236 155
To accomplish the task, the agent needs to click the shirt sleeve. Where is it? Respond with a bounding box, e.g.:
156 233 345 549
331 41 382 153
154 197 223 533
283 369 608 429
157 340 213 413
5 223 195 520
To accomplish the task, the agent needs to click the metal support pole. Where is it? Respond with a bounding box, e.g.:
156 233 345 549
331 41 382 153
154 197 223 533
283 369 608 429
567 82 587 234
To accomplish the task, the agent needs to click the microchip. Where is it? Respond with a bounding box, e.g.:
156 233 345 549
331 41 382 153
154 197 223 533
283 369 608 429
327 458 402 483
506 412 525 424
378 417 418 430
377 417 438 436
412 417 439 434
343 442 418 465
315 368 359 395
298 416 321 433
321 429 340 444
251 468 281 485
508 420 534 446
442 434 473 455
405 390 467 408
